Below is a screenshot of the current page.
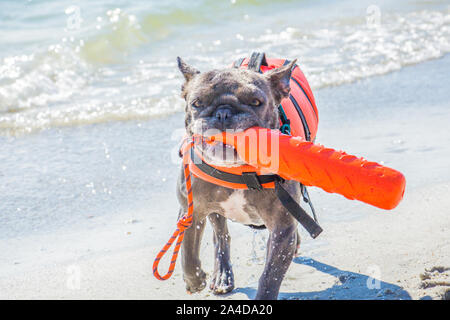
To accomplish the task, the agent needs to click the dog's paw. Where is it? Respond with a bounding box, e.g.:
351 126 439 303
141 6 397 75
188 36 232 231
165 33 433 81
210 268 234 294
185 270 207 294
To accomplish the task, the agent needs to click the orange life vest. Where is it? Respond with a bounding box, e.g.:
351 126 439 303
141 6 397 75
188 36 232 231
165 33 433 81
233 52 318 141
186 52 319 191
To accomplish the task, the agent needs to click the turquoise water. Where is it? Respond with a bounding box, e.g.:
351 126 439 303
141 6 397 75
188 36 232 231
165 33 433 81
0 0 449 134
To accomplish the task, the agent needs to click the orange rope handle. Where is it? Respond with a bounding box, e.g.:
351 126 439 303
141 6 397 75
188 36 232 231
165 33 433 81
153 141 194 281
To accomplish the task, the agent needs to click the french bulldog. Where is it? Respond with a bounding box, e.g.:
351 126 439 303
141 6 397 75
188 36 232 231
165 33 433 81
176 57 301 300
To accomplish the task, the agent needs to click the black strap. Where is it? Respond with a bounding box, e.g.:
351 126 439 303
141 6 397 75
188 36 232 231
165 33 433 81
241 172 263 191
191 148 278 190
290 69 318 122
300 184 318 223
275 180 323 238
248 52 268 73
289 95 311 141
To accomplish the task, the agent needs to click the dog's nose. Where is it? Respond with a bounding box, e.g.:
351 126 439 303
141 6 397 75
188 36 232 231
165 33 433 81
215 106 232 122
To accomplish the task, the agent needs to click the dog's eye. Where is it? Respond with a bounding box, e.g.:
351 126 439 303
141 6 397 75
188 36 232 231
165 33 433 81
250 99 261 107
192 99 202 108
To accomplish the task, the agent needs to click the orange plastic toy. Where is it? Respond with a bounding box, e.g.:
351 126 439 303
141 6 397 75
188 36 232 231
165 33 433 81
209 127 406 210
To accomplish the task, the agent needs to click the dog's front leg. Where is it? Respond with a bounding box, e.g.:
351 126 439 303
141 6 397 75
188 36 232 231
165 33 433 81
255 222 297 300
208 213 234 294
180 209 207 294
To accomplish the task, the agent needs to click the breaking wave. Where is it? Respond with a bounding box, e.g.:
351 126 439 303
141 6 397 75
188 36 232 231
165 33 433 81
0 2 449 135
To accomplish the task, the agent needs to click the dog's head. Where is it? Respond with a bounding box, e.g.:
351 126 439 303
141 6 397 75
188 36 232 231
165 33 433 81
177 57 295 166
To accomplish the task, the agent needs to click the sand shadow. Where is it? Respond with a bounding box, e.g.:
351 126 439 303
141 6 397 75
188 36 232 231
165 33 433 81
232 257 412 300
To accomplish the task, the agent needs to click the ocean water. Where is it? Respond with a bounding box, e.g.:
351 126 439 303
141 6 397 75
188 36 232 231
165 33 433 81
0 0 449 135
0 1 449 241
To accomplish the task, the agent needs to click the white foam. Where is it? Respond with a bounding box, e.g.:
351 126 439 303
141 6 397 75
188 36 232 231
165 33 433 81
250 10 450 89
0 7 449 135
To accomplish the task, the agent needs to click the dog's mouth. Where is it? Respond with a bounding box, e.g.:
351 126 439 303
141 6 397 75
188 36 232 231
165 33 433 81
195 139 245 167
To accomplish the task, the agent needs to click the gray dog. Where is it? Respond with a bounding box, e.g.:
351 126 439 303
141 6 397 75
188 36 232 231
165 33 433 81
176 57 301 300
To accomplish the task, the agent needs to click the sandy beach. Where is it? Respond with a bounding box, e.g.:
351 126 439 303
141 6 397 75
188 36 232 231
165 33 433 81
1 53 449 300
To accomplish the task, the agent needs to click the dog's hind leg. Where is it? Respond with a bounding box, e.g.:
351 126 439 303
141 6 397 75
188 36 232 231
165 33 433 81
180 208 207 294
208 213 234 294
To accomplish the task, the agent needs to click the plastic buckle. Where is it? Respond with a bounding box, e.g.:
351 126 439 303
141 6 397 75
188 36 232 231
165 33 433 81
242 172 263 191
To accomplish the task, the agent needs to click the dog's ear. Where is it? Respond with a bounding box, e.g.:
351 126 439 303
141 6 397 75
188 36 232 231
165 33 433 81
265 59 296 104
177 57 200 83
